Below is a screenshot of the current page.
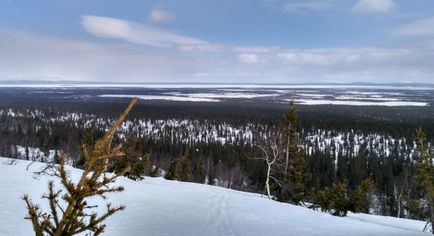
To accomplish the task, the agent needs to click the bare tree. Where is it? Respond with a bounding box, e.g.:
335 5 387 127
253 132 285 199
397 165 413 219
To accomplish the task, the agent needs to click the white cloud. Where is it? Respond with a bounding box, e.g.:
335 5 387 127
180 44 223 52
234 47 277 53
81 15 217 50
392 17 434 36
276 47 421 67
1 29 434 84
0 30 203 82
238 54 259 63
263 0 332 12
149 8 174 23
276 49 361 65
285 1 329 12
353 0 395 14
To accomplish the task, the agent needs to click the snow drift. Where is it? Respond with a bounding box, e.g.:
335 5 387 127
0 157 428 236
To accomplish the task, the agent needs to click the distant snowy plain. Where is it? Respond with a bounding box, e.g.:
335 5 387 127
0 83 431 107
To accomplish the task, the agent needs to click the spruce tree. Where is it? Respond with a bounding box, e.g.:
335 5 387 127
22 97 137 236
130 154 149 180
52 150 60 164
317 181 349 216
415 128 434 233
350 179 374 213
165 159 179 180
316 179 376 216
193 155 206 183
109 136 149 180
274 101 310 204
287 149 311 204
25 146 30 160
179 156 190 182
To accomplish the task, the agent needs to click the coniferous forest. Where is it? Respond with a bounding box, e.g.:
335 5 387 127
0 87 433 229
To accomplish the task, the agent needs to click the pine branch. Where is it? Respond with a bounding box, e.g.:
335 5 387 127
22 195 44 236
42 181 61 225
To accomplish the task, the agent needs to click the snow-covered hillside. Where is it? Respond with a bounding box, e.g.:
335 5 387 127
0 157 428 236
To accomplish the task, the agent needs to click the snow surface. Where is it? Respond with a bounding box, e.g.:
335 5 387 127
100 92 280 102
99 94 220 102
0 157 428 236
335 95 400 101
294 99 428 107
168 92 281 99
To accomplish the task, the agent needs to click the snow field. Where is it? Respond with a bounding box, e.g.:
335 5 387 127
0 157 429 236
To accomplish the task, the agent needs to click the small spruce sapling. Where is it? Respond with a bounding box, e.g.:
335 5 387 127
22 97 137 236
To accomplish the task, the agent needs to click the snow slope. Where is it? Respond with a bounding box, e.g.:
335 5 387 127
0 157 428 236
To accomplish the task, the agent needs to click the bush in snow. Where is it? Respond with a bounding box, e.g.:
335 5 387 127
315 179 374 217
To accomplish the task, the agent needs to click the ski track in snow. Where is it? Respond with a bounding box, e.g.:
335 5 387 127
0 157 429 236
207 190 236 236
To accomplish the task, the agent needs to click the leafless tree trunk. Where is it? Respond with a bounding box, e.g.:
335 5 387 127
397 169 407 218
431 200 434 234
397 188 403 218
285 138 290 172
397 166 412 219
253 140 284 199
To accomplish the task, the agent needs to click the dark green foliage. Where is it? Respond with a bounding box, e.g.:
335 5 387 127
273 101 310 204
414 128 434 233
165 159 179 180
317 181 349 216
192 155 206 183
316 179 374 217
179 157 190 182
129 154 149 180
350 179 374 213
164 156 190 182
108 136 149 181
287 149 311 204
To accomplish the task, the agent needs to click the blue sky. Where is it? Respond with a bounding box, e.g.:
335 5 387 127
1 0 434 83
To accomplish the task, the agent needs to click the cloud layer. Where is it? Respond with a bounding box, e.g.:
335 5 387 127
81 15 216 50
149 8 175 23
393 17 434 36
1 26 434 84
284 0 329 12
1 0 434 85
353 0 395 13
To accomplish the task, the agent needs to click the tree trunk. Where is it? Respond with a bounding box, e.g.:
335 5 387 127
431 200 434 234
397 188 403 218
285 138 290 172
266 164 272 199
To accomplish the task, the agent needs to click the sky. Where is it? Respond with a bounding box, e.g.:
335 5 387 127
1 0 434 84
